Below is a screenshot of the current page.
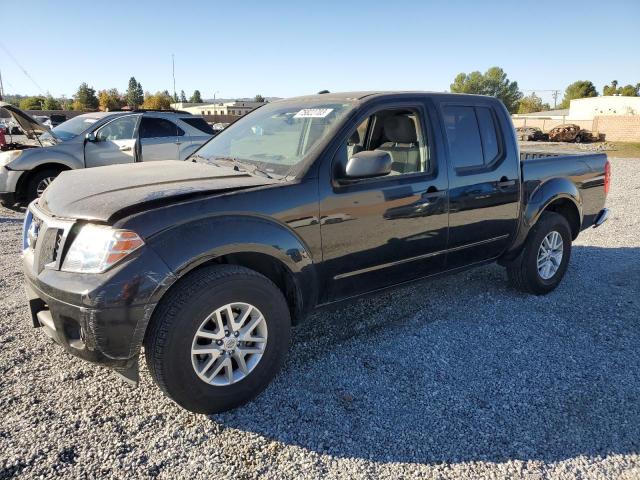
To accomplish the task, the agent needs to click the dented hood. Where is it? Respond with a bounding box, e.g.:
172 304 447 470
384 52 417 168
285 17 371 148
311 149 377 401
39 160 277 222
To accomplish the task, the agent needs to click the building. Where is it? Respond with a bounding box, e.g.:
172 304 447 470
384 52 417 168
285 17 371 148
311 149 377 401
568 96 640 119
512 96 640 123
511 96 640 142
171 100 266 118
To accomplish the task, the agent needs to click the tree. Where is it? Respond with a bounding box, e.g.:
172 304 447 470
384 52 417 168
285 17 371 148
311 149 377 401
254 94 265 103
180 90 187 102
72 83 98 111
43 95 61 110
450 66 522 113
517 93 550 114
19 96 45 110
126 76 144 108
189 90 203 103
559 80 597 108
603 80 619 96
620 84 639 96
98 88 124 111
141 91 173 110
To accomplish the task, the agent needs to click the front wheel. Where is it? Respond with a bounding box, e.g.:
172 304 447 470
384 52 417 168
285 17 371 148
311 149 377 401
506 212 572 295
26 168 62 202
144 265 291 414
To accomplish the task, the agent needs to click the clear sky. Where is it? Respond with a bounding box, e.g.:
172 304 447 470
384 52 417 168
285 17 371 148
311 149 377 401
1 0 639 105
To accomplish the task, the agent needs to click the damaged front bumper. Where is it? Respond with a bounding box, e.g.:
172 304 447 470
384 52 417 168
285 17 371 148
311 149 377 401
22 210 175 384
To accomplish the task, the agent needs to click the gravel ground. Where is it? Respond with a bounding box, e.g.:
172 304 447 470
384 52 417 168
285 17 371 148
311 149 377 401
1 158 639 479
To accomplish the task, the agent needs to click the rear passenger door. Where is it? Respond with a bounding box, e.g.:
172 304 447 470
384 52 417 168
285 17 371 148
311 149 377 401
138 117 184 161
180 117 215 156
440 102 520 269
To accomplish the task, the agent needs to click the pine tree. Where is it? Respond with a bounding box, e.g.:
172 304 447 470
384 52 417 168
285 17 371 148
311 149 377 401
189 90 203 103
126 77 144 108
72 83 99 111
180 90 187 102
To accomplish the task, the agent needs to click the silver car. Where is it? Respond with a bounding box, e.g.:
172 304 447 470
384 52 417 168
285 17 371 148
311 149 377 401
0 103 214 205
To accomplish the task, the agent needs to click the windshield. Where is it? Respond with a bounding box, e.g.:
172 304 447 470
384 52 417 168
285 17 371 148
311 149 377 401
49 115 102 141
192 101 355 178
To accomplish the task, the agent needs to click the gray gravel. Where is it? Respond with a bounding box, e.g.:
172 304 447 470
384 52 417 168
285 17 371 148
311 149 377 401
1 158 639 479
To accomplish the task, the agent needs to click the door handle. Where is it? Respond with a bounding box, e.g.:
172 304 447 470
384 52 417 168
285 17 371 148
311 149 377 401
119 146 132 151
416 190 445 208
497 177 516 188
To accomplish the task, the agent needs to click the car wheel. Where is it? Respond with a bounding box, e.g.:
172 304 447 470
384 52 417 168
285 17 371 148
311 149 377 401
506 212 572 295
144 265 291 414
575 135 582 143
26 168 62 202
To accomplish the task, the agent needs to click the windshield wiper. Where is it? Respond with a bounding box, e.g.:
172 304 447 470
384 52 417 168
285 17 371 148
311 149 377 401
211 157 275 179
190 153 209 163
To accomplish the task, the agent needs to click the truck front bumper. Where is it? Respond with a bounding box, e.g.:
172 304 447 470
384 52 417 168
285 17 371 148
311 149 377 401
22 226 175 383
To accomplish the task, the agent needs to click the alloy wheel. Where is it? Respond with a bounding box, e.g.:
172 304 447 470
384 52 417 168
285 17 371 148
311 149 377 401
537 230 564 280
190 302 268 386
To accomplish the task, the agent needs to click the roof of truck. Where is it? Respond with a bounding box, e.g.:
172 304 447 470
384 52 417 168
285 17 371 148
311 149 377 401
279 91 498 103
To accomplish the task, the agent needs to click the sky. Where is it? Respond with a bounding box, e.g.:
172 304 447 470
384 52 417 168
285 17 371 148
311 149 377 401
1 0 639 105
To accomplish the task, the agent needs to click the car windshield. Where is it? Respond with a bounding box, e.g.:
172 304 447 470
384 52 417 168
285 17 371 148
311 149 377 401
192 101 355 178
48 115 102 141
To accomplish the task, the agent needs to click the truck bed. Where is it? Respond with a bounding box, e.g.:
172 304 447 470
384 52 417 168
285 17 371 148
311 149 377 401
520 150 608 230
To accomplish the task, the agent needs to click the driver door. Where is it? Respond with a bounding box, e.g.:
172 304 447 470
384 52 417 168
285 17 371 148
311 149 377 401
84 115 140 168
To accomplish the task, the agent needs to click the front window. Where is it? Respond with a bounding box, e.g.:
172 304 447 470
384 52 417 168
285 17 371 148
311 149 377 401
48 115 102 141
193 101 355 178
96 115 138 141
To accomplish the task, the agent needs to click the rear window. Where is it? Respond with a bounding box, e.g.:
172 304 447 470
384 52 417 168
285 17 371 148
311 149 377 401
442 105 483 169
181 117 215 134
442 105 502 170
139 117 184 138
476 107 499 163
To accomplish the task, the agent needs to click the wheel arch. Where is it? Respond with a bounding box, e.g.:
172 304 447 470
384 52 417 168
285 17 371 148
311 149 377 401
144 215 319 326
15 162 71 201
501 178 582 263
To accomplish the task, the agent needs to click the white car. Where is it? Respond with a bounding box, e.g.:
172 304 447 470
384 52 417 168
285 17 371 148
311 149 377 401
0 104 215 205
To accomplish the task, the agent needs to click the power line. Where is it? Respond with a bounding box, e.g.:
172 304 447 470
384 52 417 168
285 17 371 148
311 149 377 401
0 40 45 94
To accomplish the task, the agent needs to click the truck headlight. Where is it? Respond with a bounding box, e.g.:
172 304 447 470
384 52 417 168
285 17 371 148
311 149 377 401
0 150 22 166
61 224 144 273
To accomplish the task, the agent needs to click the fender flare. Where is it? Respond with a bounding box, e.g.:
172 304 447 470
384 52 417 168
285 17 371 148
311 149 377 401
505 178 583 261
145 214 318 320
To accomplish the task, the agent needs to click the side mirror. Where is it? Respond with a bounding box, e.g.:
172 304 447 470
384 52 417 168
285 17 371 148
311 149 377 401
344 150 392 179
85 132 97 142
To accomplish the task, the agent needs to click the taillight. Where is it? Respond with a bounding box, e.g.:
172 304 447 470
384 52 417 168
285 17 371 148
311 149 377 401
604 160 611 195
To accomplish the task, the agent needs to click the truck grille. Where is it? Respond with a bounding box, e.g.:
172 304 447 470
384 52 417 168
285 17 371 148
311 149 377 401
25 204 74 273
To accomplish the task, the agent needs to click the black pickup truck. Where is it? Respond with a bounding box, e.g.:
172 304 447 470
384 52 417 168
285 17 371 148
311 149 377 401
22 92 610 413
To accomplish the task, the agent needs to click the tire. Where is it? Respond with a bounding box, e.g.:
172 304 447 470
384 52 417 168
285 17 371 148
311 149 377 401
144 265 291 414
506 212 572 295
26 168 62 202
575 135 582 143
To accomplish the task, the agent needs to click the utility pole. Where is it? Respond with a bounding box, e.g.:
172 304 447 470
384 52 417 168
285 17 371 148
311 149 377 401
0 68 4 101
172 54 176 103
551 90 560 109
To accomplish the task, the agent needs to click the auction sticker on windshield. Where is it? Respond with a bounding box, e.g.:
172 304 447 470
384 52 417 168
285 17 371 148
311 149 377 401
294 108 334 118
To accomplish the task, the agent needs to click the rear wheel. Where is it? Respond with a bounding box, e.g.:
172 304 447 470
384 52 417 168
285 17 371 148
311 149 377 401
144 265 291 414
26 168 63 202
506 212 572 295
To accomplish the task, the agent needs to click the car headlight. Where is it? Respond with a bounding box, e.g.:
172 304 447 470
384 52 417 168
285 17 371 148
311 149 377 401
0 150 23 166
61 224 144 273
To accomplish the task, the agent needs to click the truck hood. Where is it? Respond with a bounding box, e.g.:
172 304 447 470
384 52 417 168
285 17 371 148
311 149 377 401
0 102 56 140
39 160 278 222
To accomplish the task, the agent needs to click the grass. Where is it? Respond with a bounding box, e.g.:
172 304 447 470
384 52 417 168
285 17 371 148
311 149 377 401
604 142 640 158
